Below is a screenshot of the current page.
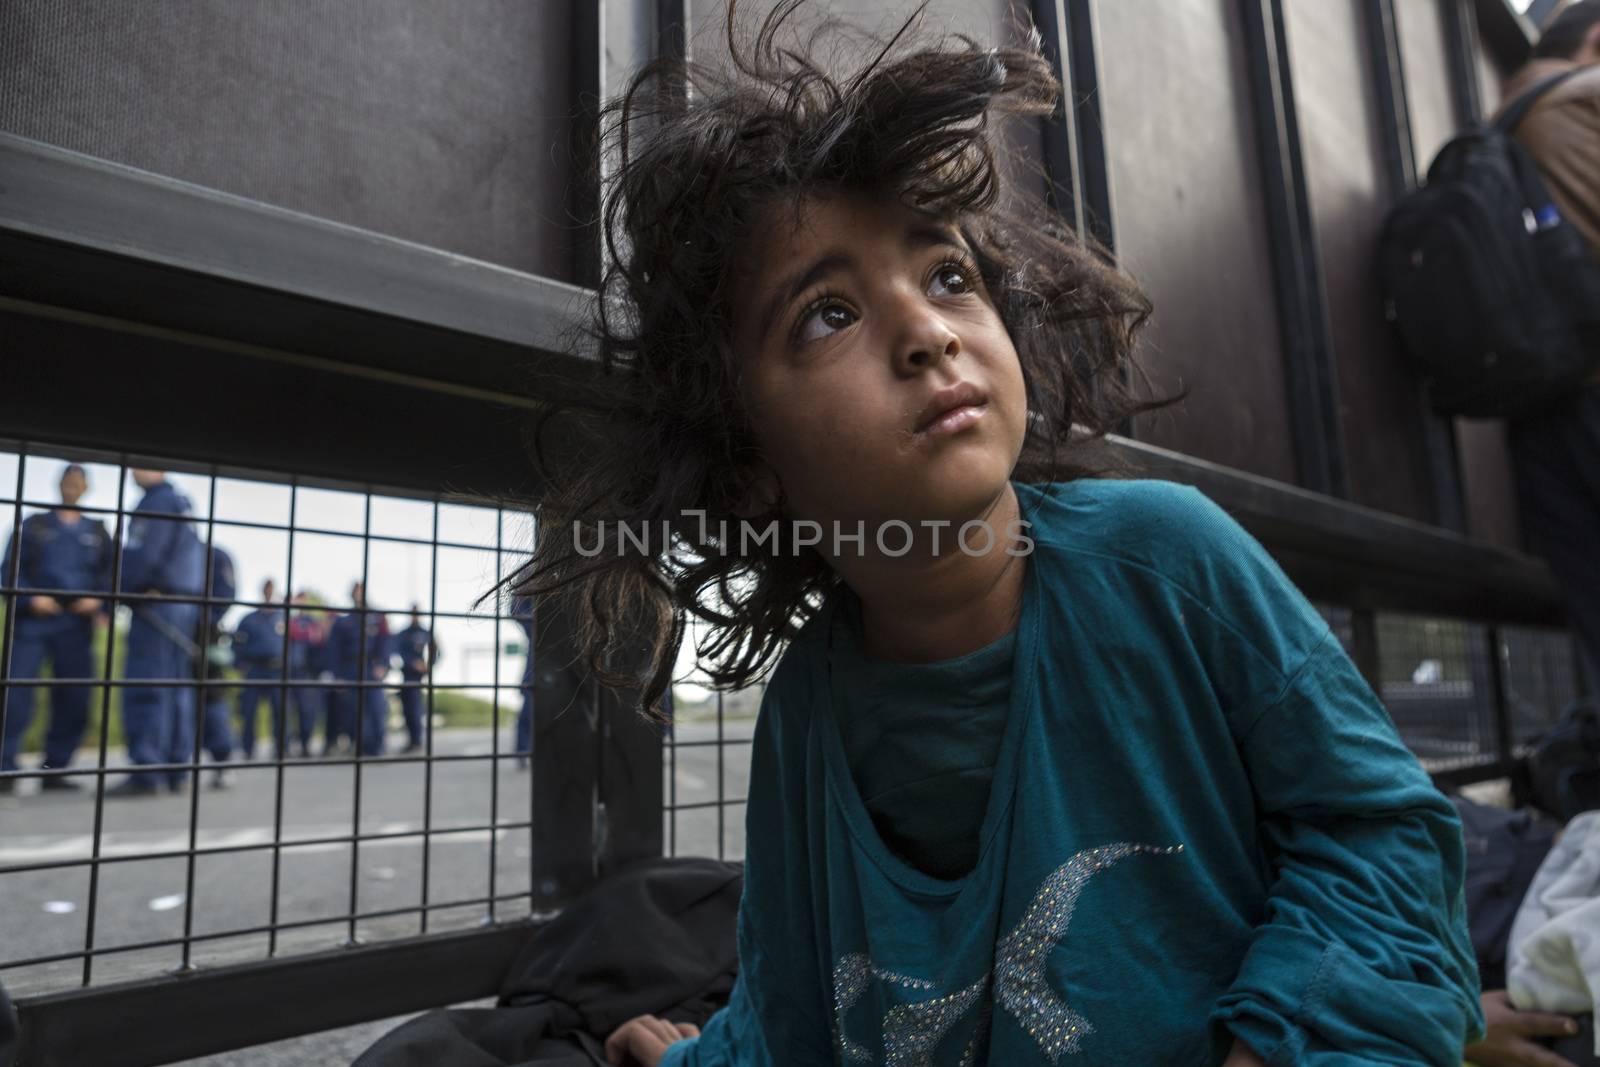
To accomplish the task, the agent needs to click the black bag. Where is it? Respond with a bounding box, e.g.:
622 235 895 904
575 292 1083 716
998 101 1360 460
1379 70 1600 418
1525 701 1600 822
1452 796 1561 990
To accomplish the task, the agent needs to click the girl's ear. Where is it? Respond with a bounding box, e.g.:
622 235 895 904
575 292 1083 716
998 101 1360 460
732 463 782 520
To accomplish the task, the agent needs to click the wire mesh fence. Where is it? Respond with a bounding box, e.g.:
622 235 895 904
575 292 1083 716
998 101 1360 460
0 439 760 1003
1320 603 1585 772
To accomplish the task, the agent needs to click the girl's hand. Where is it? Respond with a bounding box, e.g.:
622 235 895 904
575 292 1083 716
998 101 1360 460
1221 1038 1267 1066
604 1015 701 1067
1465 990 1580 1067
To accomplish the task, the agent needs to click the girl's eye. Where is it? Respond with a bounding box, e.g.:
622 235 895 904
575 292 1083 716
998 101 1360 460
795 302 857 344
929 262 976 297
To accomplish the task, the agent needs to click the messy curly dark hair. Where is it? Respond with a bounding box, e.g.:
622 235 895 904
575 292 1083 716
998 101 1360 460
513 0 1164 719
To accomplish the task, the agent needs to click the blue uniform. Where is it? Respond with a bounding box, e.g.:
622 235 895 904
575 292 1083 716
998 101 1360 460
1 510 113 773
232 605 287 757
194 545 237 764
392 622 435 750
119 482 205 789
511 596 533 756
287 612 326 753
326 609 391 755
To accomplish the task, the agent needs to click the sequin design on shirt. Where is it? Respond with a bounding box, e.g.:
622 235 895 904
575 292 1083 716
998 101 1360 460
995 843 1185 1060
833 842 1183 1064
883 970 990 1067
835 954 937 1062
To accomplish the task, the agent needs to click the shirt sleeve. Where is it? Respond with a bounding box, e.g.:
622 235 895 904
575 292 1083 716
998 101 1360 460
659 909 825 1067
120 511 177 593
660 664 834 1067
1209 631 1485 1064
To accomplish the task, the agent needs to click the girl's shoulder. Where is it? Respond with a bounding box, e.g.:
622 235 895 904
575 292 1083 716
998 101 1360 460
1015 477 1249 563
1017 478 1330 672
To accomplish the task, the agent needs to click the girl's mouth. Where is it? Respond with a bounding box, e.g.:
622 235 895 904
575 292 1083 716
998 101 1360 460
916 402 987 440
913 381 990 441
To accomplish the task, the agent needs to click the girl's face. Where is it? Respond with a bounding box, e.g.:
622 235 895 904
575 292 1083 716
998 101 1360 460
730 190 1028 538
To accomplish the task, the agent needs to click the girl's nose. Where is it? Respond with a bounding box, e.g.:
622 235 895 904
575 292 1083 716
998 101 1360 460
891 305 962 376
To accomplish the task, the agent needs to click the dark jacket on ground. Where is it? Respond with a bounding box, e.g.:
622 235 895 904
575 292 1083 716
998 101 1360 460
355 857 741 1067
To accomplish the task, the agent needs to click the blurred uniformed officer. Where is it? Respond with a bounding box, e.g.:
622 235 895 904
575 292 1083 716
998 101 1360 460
511 594 533 768
392 604 437 754
195 543 238 787
287 592 326 757
0 464 112 794
108 470 204 797
232 579 287 759
326 581 391 756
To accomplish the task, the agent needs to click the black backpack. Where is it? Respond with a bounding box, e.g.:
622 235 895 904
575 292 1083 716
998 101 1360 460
1379 70 1600 418
1525 701 1600 822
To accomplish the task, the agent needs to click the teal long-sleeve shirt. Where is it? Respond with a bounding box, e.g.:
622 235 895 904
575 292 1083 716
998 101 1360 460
662 479 1483 1066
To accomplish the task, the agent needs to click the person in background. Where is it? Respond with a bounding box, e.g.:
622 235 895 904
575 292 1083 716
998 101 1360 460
233 579 287 759
109 470 204 797
287 592 327 758
511 594 533 769
194 543 238 788
391 604 437 754
1500 1 1600 687
327 581 391 757
0 464 112 794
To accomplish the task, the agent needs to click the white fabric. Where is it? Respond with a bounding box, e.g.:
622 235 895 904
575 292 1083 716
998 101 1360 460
1507 810 1600 1054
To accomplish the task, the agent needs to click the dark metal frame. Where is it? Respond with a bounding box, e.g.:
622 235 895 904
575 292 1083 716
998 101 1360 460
14 924 531 1067
1030 0 1114 254
1238 0 1347 499
1364 0 1472 534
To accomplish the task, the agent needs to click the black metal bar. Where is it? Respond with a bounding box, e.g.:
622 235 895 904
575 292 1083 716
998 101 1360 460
267 481 300 957
1350 609 1383 694
5 894 538 973
528 592 600 910
487 509 504 921
13 922 537 1067
420 502 441 934
81 456 129 987
1486 625 1516 770
1238 0 1346 498
663 798 749 815
177 474 223 971
1029 0 1087 238
1364 0 1469 533
348 494 374 945
1107 436 1561 624
0 746 544 769
0 584 548 626
1430 758 1519 789
0 134 595 376
1443 0 1485 124
0 820 535 879
656 0 690 62
1366 0 1419 195
669 693 679 856
1062 0 1114 253
568 2 604 288
716 690 726 861
0 446 22 779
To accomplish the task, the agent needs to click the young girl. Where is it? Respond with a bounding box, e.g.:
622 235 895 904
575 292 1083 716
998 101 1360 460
520 3 1485 1063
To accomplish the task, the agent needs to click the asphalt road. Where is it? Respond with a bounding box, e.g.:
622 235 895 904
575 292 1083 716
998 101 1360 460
0 721 754 1065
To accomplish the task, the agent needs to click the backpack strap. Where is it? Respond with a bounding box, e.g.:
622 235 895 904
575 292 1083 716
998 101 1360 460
1494 68 1585 133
